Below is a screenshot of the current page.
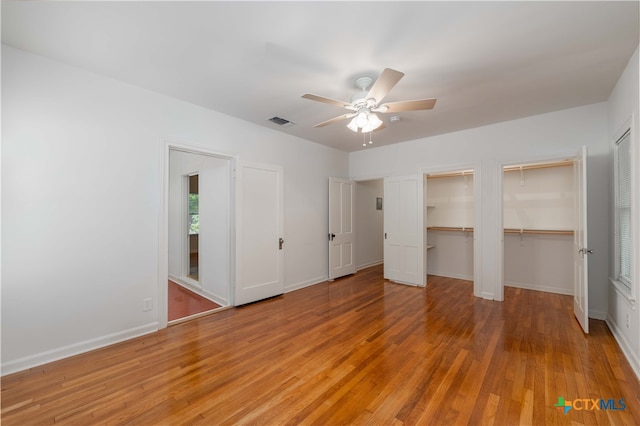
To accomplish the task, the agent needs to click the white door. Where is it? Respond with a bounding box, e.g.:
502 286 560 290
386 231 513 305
328 178 357 280
573 146 590 333
235 162 284 305
384 175 425 286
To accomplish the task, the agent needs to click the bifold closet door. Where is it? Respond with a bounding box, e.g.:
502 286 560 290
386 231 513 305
384 175 425 286
235 162 284 306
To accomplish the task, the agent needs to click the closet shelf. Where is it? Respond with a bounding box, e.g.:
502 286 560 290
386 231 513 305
427 226 474 232
503 228 574 236
503 161 572 173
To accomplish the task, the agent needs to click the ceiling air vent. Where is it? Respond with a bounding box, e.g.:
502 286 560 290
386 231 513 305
268 116 295 127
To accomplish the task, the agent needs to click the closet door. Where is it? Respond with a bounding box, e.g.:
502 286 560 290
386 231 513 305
235 162 284 305
573 146 590 333
384 175 425 286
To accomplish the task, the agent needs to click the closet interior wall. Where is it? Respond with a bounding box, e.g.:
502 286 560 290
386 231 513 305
426 173 474 281
503 163 575 295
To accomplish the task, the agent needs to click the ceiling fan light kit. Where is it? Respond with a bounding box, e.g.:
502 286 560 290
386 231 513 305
302 68 436 140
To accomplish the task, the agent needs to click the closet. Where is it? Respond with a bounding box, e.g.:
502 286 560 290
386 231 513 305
425 171 475 281
502 160 574 295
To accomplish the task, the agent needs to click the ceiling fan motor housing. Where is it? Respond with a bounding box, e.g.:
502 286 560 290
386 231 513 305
350 76 374 105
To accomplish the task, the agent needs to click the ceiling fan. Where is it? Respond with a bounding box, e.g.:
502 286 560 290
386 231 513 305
302 68 436 133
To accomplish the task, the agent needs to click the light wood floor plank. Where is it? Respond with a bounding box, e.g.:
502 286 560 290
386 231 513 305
2 265 639 425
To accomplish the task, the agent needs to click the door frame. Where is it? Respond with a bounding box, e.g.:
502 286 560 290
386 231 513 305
495 150 579 302
158 140 236 329
422 162 482 296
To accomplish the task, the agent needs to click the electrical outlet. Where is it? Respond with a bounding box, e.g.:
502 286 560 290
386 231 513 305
626 313 630 329
143 298 152 312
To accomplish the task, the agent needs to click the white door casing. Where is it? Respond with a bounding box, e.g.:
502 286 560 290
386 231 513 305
328 178 357 280
573 146 590 333
384 175 425 286
235 162 284 305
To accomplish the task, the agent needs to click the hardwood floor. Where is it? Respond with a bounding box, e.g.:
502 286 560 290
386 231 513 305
168 280 222 322
2 265 638 425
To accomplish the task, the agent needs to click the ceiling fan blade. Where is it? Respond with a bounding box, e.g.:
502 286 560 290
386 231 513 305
314 113 356 128
302 94 355 110
366 68 405 104
376 98 437 113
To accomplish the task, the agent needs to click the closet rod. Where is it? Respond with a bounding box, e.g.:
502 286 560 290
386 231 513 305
426 170 474 179
503 228 574 236
503 161 572 173
427 226 474 232
427 227 574 236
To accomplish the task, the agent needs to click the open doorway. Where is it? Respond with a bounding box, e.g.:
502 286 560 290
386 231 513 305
501 158 575 296
497 148 590 333
355 179 384 271
168 147 232 323
352 166 480 293
424 166 480 293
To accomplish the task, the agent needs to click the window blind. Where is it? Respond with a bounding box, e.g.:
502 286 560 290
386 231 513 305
616 130 631 288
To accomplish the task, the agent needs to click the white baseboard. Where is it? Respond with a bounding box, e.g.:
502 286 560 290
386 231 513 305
606 316 640 380
429 272 474 281
504 280 573 296
285 275 327 293
589 309 607 321
480 291 496 300
357 259 383 271
1 322 159 376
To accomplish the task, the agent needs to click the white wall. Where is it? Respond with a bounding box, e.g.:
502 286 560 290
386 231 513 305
350 102 610 306
1 46 349 374
606 46 640 378
427 230 474 280
503 234 574 295
427 175 474 228
503 166 574 230
355 179 383 269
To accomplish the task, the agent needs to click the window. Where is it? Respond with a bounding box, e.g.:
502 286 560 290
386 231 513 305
188 174 199 235
615 129 631 290
189 193 199 234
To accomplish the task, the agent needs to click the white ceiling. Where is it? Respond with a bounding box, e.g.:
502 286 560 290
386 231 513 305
2 1 638 152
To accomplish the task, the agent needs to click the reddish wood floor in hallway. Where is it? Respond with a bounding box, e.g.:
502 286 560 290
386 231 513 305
168 280 221 321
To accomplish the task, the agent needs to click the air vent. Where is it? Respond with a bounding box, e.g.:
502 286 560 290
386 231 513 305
267 116 295 127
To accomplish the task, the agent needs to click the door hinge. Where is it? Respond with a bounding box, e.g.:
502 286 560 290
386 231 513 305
279 238 284 250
